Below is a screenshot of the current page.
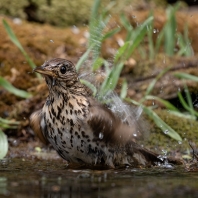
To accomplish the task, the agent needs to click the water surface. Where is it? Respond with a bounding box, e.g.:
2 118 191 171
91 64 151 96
0 158 198 198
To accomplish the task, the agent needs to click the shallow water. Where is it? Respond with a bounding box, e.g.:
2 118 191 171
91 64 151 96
0 158 198 198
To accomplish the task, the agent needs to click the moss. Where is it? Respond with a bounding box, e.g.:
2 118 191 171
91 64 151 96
0 0 28 19
32 0 93 26
0 0 92 26
144 109 198 153
0 0 170 27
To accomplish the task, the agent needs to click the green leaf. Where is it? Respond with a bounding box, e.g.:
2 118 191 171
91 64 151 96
3 19 37 69
120 13 133 32
183 24 193 56
0 77 32 98
76 46 93 72
90 0 100 22
141 67 170 103
168 110 196 120
176 33 186 56
155 27 165 53
145 95 179 112
164 3 180 56
126 16 153 59
102 27 121 41
0 117 19 125
2 20 23 51
114 41 130 63
103 60 111 73
174 72 198 82
0 117 19 130
147 12 155 60
80 79 97 96
126 98 182 141
178 91 198 117
99 62 124 97
120 79 128 99
2 19 40 78
92 57 104 71
0 130 8 159
184 84 193 113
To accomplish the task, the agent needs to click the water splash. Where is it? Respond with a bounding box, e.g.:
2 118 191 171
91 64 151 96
99 132 104 139
78 54 149 141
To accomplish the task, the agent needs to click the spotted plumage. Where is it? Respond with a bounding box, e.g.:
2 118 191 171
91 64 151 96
30 58 180 168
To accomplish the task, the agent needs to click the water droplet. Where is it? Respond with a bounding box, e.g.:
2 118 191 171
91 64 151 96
71 25 80 34
50 40 54 43
83 31 90 38
52 78 56 86
161 149 167 155
133 133 137 137
164 129 169 134
99 132 103 139
13 18 22 25
178 141 182 145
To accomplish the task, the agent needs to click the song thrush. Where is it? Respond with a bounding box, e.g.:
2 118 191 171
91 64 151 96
30 58 178 168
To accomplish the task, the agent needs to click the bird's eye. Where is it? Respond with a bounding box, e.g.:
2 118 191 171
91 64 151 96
60 65 66 74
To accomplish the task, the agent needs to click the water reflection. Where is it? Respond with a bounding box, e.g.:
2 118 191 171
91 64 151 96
0 158 198 198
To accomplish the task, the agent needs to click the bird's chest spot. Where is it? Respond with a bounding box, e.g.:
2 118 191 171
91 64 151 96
43 95 90 149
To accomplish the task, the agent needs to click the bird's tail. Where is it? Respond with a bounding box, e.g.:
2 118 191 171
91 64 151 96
128 143 182 167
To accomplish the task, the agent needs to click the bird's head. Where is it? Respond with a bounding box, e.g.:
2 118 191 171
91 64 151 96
34 58 79 91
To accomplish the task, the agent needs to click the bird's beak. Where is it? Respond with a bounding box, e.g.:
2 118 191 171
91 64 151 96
34 66 56 77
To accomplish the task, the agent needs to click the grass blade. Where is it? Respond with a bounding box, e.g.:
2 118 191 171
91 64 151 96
184 84 193 113
141 67 170 103
126 98 182 141
3 19 37 70
126 16 153 59
164 8 176 56
0 130 8 159
80 79 97 96
114 41 130 63
120 13 133 32
120 79 127 99
147 12 155 60
102 27 121 41
0 77 32 98
145 95 179 112
76 46 93 72
174 72 198 82
155 28 165 53
0 117 19 125
168 110 196 120
120 13 133 41
178 91 198 117
92 57 104 71
99 62 124 97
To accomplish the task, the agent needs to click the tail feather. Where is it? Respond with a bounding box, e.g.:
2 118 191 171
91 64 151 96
128 143 182 166
138 147 182 166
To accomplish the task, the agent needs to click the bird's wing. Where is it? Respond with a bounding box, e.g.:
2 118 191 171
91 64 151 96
87 98 138 144
30 110 49 144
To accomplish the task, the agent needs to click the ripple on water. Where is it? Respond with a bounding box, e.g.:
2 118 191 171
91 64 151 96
0 158 198 198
